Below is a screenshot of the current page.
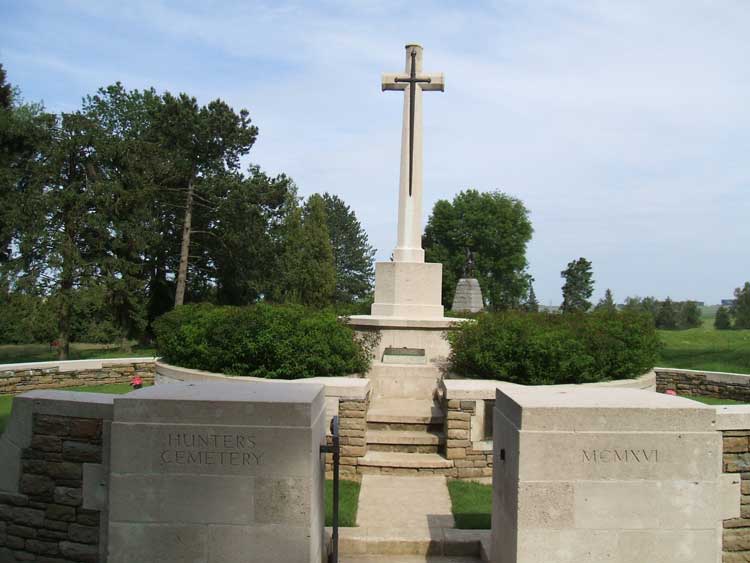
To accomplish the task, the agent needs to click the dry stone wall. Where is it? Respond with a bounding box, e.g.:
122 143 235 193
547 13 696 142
656 367 750 402
444 399 493 478
722 429 750 562
0 412 106 562
0 359 155 396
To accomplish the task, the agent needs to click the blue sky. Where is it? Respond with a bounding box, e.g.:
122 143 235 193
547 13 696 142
2 0 749 305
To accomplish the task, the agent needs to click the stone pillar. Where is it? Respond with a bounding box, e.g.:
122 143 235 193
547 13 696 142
107 382 326 563
491 387 740 563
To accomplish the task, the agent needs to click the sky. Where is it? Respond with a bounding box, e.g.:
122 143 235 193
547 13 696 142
2 0 749 305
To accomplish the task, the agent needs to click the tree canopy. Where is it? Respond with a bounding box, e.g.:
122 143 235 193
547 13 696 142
423 189 533 310
0 73 371 355
322 193 375 304
560 257 594 313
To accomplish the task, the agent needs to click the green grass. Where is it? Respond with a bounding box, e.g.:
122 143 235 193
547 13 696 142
0 343 156 364
0 394 12 435
682 394 746 406
325 479 360 527
0 382 150 436
448 480 492 529
657 311 750 374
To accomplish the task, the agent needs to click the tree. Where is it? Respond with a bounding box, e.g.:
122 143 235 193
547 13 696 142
150 93 258 307
321 193 375 303
655 297 678 330
734 283 750 329
0 64 13 109
678 301 702 329
715 306 732 330
277 195 335 307
17 111 113 359
595 288 617 313
524 282 539 312
423 189 533 310
209 168 294 305
560 257 594 313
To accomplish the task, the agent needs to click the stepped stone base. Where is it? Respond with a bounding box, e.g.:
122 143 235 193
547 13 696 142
370 261 444 319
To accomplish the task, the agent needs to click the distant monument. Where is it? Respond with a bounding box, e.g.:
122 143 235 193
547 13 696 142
451 249 484 313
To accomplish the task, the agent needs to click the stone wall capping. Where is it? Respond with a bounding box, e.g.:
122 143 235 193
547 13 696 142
715 405 750 430
442 370 656 400
0 357 156 373
496 386 716 432
155 361 370 400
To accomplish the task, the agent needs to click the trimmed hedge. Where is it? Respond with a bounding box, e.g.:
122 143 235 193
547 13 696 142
154 303 371 379
448 310 660 385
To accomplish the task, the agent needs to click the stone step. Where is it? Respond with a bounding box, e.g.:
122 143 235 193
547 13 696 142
367 430 445 446
358 451 453 470
367 399 445 425
367 430 444 453
335 527 489 559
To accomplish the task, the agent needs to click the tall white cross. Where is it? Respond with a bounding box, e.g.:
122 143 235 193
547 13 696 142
382 44 444 263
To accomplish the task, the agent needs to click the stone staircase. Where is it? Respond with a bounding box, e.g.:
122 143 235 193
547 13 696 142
361 363 453 475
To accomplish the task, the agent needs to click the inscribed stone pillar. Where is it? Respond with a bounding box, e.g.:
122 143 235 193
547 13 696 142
491 387 739 563
107 382 326 563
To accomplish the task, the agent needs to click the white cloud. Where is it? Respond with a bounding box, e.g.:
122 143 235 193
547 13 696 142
4 0 749 303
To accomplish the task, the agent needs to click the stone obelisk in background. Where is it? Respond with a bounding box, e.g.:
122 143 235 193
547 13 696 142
369 44 446 319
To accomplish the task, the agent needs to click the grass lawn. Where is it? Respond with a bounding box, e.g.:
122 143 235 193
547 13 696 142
447 480 492 529
0 382 149 436
0 342 156 364
0 394 12 435
657 313 750 375
325 479 360 527
682 394 747 406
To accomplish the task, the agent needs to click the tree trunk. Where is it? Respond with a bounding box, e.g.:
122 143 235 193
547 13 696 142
174 177 194 307
58 235 74 361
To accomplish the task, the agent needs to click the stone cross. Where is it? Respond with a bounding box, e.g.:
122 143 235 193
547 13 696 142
382 44 444 263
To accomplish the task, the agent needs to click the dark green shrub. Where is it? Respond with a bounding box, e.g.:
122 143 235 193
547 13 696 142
153 303 371 379
715 306 732 330
448 309 659 385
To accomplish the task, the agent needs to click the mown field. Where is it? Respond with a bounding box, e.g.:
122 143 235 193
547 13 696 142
657 307 750 375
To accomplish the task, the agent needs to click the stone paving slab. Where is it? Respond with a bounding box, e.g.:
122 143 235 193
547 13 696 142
357 475 454 529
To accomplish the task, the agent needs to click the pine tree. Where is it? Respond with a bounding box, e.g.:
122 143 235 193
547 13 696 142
733 283 750 329
655 298 678 330
277 195 335 308
678 301 702 329
524 283 539 312
321 193 375 304
0 64 13 109
715 306 732 330
560 257 594 313
595 288 617 313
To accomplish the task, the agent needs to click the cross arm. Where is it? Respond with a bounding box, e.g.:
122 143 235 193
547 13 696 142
382 73 408 91
420 73 445 92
